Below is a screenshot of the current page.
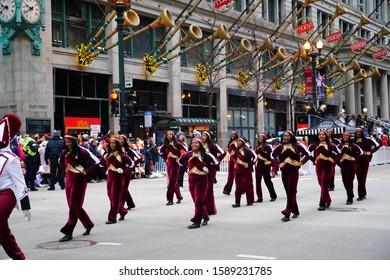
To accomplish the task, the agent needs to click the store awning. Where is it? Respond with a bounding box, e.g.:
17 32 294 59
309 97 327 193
155 117 218 127
296 116 356 136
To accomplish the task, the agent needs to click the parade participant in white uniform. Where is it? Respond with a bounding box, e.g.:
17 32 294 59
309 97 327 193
0 114 32 259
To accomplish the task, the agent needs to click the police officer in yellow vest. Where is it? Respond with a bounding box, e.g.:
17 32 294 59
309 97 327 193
22 132 40 191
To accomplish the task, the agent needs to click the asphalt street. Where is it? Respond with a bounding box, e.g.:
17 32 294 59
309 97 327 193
2 164 390 260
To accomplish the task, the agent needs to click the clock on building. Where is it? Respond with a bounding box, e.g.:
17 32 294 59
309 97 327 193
0 0 16 23
21 0 41 24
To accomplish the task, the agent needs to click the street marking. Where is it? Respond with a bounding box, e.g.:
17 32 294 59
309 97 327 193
96 242 123 246
236 254 277 260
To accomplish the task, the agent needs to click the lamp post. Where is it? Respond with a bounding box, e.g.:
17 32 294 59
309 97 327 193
108 0 131 135
303 39 324 109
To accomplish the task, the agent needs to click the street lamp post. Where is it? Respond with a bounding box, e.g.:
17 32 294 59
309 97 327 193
108 0 131 135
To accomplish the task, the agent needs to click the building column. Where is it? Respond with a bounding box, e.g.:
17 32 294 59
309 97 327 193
345 70 356 114
363 76 374 117
168 32 182 117
380 71 389 119
216 51 228 148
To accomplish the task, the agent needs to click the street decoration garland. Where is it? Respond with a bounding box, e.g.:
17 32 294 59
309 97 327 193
196 64 208 82
272 77 283 91
143 54 157 75
238 70 251 88
76 43 94 66
299 82 306 96
326 85 334 98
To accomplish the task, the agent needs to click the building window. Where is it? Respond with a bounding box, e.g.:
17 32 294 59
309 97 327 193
292 0 311 28
226 39 253 75
227 94 255 141
373 0 383 20
357 0 367 13
181 30 213 68
339 19 354 35
234 0 242 12
51 0 106 48
262 0 283 24
341 0 351 5
182 91 217 119
358 28 370 40
317 10 331 39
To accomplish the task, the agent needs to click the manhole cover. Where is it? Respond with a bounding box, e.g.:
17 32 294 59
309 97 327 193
38 240 97 250
330 207 367 212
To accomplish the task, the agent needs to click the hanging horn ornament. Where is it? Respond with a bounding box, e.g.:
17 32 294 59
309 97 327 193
211 38 252 69
317 53 337 69
335 68 367 90
277 57 313 88
335 67 379 92
327 63 346 79
275 0 319 39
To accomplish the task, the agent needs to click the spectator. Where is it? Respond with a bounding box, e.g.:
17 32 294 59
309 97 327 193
22 132 40 191
45 130 65 190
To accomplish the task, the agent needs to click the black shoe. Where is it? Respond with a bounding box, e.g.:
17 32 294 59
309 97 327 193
166 201 174 206
346 201 353 205
105 220 115 224
325 203 331 208
281 216 290 222
247 203 253 206
223 191 230 195
292 213 299 219
60 187 65 190
47 188 55 191
270 198 277 202
176 198 183 204
255 199 263 203
83 225 94 236
119 213 126 221
59 234 72 242
231 204 240 208
187 223 200 229
357 197 364 201
317 206 326 211
29 188 38 191
127 205 135 210
202 217 210 226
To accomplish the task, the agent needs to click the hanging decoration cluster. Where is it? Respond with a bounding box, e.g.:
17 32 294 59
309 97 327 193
195 64 208 82
238 70 251 88
326 85 334 98
76 44 94 66
272 78 283 91
299 82 306 95
143 54 157 75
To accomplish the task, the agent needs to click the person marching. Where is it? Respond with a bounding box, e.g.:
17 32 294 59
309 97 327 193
58 131 99 242
158 131 186 206
101 137 134 224
353 127 380 201
0 114 32 259
272 130 309 222
231 137 257 208
119 135 142 210
176 131 188 189
255 133 277 203
337 132 363 205
308 130 340 211
326 129 341 191
200 131 226 215
179 137 219 229
223 131 239 195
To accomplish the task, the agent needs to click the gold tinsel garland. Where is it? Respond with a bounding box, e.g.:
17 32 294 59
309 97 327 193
195 64 208 82
75 43 94 66
326 85 334 98
299 82 306 96
143 54 157 75
272 78 283 91
238 70 251 88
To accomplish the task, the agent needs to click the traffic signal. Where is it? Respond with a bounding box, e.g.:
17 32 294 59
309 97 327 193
125 90 138 115
110 90 119 115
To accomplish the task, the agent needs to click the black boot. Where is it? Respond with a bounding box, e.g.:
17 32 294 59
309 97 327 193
187 223 200 229
59 234 73 242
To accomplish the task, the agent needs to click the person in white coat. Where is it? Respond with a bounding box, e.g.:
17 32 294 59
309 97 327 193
0 114 32 260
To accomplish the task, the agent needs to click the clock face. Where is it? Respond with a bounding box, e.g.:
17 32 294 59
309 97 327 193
21 0 41 24
0 0 16 22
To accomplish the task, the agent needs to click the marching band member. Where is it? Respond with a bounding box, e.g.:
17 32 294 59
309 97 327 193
337 132 363 205
326 129 341 191
158 131 186 205
353 128 380 201
58 131 99 242
179 137 219 229
255 133 277 203
0 114 31 259
231 137 257 208
308 130 340 211
223 131 239 195
272 130 309 222
101 137 133 224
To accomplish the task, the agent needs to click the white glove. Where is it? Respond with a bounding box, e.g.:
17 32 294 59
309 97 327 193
75 165 84 172
117 168 123 174
203 166 209 173
23 210 31 222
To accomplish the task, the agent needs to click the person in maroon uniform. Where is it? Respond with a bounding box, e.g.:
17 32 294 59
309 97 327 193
338 132 363 205
58 131 99 242
179 137 219 229
158 131 186 205
201 131 226 215
223 131 239 195
119 135 142 210
326 129 341 191
272 130 309 222
255 133 277 203
308 130 340 211
101 138 133 224
231 137 257 208
353 128 380 201
0 114 32 259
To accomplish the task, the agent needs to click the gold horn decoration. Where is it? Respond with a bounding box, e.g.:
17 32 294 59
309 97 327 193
278 57 312 87
211 38 252 69
345 59 361 72
356 26 390 60
317 53 337 68
335 68 374 92
345 68 367 84
327 63 346 79
262 47 288 68
366 67 381 79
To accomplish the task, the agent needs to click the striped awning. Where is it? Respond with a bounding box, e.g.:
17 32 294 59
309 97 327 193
155 117 218 127
295 116 356 136
296 126 345 136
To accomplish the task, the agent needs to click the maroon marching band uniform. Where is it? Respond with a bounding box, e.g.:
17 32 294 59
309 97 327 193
272 135 309 220
308 138 339 209
255 136 277 202
233 140 257 206
327 135 341 191
353 129 380 200
179 149 219 227
102 148 134 223
158 135 186 204
223 132 239 195
59 140 99 239
202 136 226 215
337 133 363 204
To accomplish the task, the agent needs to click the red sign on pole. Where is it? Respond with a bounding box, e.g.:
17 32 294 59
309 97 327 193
304 69 313 94
351 39 366 52
213 0 233 9
372 47 388 61
296 21 314 35
326 31 342 44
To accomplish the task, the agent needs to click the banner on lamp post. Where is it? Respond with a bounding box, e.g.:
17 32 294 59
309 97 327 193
304 69 313 95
